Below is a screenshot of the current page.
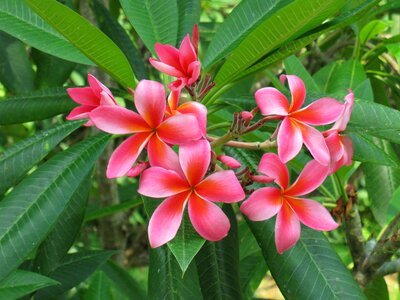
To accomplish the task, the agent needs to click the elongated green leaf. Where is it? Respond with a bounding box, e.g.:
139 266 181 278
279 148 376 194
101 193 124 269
195 205 243 300
33 176 91 275
90 0 148 80
85 198 142 222
35 250 114 299
364 277 389 300
0 270 58 299
102 261 147 300
120 0 179 55
247 220 366 299
84 271 113 300
0 0 91 65
0 88 77 125
25 0 137 88
167 212 205 274
0 134 110 281
176 0 200 44
0 31 34 94
0 121 83 195
240 253 267 300
203 0 292 69
214 0 346 88
148 246 202 300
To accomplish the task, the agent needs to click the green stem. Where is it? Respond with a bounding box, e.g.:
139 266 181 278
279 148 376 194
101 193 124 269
207 122 231 132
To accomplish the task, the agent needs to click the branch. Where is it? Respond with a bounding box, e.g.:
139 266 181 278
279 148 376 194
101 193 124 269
375 259 400 277
208 135 276 150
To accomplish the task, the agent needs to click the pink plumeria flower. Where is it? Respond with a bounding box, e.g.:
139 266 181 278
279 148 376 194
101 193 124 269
138 140 245 248
255 75 344 165
241 153 338 254
324 91 355 173
66 74 117 126
89 80 202 178
149 25 201 91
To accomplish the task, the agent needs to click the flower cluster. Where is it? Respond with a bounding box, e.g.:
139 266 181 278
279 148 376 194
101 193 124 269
66 26 354 254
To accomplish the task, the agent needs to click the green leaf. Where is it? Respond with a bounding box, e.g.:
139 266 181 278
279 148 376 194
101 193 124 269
85 198 142 222
0 0 92 65
176 0 201 44
148 246 202 300
195 205 243 300
0 88 78 125
359 20 390 45
35 250 114 299
247 220 366 299
84 271 113 300
167 212 205 274
25 0 137 88
120 0 179 55
364 277 389 300
102 261 147 300
33 176 91 275
0 31 34 94
284 55 320 92
203 0 292 70
0 134 110 281
90 0 148 80
240 253 267 300
0 121 83 196
0 270 58 299
214 0 347 89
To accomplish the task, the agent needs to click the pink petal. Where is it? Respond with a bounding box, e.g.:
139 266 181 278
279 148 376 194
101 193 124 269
187 61 201 85
299 123 331 166
286 197 338 231
188 194 230 241
255 87 289 116
66 105 93 121
179 35 197 71
217 155 241 169
138 167 190 198
88 74 113 98
147 135 183 176
168 89 180 112
195 170 245 203
168 78 187 91
107 133 152 178
99 91 116 106
155 43 181 70
148 191 190 248
177 101 207 136
240 187 282 221
149 58 185 78
332 91 354 132
179 140 210 185
277 118 303 163
325 131 344 163
90 106 150 134
191 24 199 53
285 160 329 197
134 80 166 128
281 75 306 112
275 202 301 254
291 98 344 125
258 153 289 190
67 87 98 106
341 135 354 165
157 114 202 144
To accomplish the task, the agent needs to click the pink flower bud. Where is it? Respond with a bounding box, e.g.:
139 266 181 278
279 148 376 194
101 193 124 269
251 175 274 184
217 155 241 169
127 162 149 177
240 111 254 122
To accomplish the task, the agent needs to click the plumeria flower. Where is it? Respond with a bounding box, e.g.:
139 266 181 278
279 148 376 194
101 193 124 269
138 140 245 248
89 80 202 178
66 74 117 126
241 153 338 254
323 91 354 173
149 25 201 91
255 75 344 165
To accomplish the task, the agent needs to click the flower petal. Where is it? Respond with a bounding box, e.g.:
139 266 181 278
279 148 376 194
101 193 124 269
255 87 289 116
107 133 152 178
66 105 93 121
291 98 344 125
195 170 245 203
99 91 116 105
90 106 150 134
148 192 190 248
134 80 166 128
341 135 354 165
155 43 181 69
177 101 207 136
325 131 344 163
275 202 301 254
332 91 354 132
67 87 98 106
188 194 230 241
286 197 338 231
157 114 202 144
149 58 185 78
179 140 210 185
240 187 282 221
138 167 190 198
277 118 303 163
168 89 180 112
258 153 289 190
300 123 331 165
281 75 306 112
168 78 187 92
88 74 113 98
179 35 197 71
187 61 201 85
285 159 329 197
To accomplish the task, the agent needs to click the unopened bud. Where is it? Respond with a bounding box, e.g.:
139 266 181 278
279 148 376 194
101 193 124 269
251 175 274 184
240 111 254 122
217 155 241 169
127 162 149 177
